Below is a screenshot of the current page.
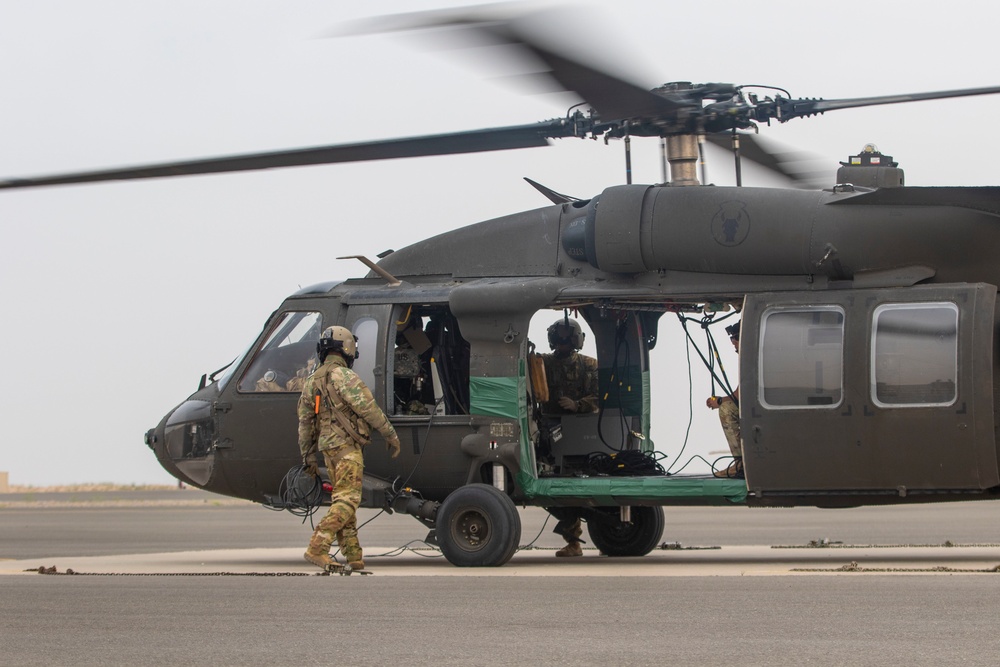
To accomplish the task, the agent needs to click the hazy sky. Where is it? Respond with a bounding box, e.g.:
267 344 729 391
2 0 998 486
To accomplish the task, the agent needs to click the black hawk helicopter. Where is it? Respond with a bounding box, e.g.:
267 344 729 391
5 8 1000 566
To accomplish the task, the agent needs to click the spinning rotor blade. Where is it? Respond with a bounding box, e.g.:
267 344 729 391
0 121 566 190
6 4 1000 192
343 6 679 124
798 85 1000 116
754 85 1000 125
705 133 831 189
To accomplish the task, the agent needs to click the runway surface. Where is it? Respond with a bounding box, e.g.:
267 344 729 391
4 489 1000 665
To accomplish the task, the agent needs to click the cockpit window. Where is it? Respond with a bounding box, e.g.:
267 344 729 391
871 303 958 407
238 311 321 393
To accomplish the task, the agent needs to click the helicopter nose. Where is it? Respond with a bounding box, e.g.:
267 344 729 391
147 399 216 487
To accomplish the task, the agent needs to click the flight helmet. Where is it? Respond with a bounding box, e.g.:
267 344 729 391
318 326 359 366
547 318 585 350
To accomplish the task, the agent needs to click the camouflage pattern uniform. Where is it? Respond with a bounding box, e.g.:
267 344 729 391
540 351 598 555
718 399 741 458
298 355 398 566
540 351 599 415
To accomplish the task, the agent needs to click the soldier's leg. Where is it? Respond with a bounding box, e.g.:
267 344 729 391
327 454 364 562
305 453 362 565
337 514 363 568
715 401 744 478
546 506 584 557
718 400 742 458
334 457 365 567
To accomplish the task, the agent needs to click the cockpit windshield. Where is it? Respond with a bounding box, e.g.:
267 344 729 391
237 311 323 393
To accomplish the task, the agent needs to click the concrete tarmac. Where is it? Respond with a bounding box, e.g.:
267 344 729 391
3 490 1000 665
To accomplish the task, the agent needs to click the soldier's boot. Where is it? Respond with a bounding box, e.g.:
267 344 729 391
340 540 365 570
555 541 583 557
340 536 364 571
304 534 336 570
304 550 336 570
713 458 744 479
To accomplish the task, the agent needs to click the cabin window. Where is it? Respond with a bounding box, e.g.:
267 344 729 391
390 305 470 416
238 311 322 393
871 303 958 407
352 318 379 392
759 306 844 409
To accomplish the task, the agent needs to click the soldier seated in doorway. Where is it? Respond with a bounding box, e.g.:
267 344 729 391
539 317 598 557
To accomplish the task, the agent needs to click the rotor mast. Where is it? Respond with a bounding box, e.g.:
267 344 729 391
665 134 701 186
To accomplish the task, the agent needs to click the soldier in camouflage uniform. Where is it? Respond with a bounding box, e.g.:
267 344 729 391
541 318 598 557
299 326 401 571
706 321 743 479
540 319 599 416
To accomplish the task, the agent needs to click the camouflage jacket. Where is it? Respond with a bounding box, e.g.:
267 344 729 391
541 351 599 414
297 355 398 457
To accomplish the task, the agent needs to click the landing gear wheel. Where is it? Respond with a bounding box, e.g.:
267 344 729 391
437 484 521 567
587 506 665 557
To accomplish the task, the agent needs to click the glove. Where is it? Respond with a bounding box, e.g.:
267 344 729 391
386 434 401 460
558 396 579 412
303 452 319 477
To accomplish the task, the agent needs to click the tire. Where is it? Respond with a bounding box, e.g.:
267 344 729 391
437 484 521 567
587 506 665 557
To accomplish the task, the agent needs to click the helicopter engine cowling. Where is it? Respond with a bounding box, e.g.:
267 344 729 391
561 184 994 282
564 185 826 276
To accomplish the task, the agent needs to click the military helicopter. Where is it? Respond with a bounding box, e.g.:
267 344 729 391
5 7 1000 567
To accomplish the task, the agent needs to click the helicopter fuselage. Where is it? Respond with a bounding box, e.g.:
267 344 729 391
145 181 1000 562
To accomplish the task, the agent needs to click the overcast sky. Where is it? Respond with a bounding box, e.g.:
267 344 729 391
1 0 998 487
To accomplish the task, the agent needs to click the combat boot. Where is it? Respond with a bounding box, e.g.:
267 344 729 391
714 458 744 479
303 550 336 570
347 560 365 571
555 541 583 557
304 534 336 570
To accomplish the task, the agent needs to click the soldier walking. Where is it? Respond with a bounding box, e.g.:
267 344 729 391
299 326 401 571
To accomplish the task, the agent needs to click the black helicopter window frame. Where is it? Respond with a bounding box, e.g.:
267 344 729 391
869 302 959 409
757 305 845 411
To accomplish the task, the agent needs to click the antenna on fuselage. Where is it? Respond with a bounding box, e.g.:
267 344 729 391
337 255 402 287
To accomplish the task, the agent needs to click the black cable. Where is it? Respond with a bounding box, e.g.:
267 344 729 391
597 313 635 451
668 454 718 475
666 329 695 474
369 540 444 559
264 465 323 522
517 513 551 550
676 313 738 401
586 449 667 477
392 395 444 494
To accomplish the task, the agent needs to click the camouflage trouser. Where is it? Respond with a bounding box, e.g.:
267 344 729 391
308 448 364 563
718 400 742 458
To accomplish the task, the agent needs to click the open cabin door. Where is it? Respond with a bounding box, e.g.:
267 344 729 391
740 283 998 501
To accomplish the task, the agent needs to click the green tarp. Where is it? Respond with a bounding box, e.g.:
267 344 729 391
469 375 521 419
